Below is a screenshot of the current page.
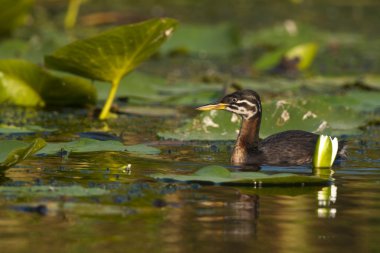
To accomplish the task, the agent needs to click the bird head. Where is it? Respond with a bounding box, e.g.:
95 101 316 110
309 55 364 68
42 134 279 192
196 89 262 120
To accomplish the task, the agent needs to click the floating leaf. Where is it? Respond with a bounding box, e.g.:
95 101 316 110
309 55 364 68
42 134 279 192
94 71 167 102
126 144 160 155
161 23 240 57
313 135 338 168
151 165 330 186
0 59 97 107
0 138 46 170
285 43 318 70
36 138 159 156
254 43 318 72
0 185 109 197
45 18 178 119
0 124 56 135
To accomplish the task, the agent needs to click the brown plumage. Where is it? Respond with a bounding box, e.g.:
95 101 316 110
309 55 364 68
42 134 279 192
197 89 347 166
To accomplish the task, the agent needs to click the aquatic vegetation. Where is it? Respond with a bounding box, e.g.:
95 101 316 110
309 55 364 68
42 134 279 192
0 0 33 36
151 165 330 186
0 138 46 170
160 23 240 57
254 42 318 72
37 138 160 156
313 135 339 168
0 59 96 107
45 18 178 119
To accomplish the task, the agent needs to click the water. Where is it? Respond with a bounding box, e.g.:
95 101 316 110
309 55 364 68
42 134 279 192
0 114 379 253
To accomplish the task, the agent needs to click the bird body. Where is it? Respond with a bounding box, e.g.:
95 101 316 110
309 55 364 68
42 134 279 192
197 89 346 166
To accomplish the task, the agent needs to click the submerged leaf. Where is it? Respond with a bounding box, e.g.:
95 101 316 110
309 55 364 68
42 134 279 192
0 138 46 170
0 59 97 107
45 18 178 82
151 165 330 186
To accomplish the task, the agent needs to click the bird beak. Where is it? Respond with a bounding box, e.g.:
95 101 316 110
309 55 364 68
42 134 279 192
196 103 228 111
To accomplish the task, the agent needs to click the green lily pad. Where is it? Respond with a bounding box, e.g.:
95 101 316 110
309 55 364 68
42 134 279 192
36 138 159 156
126 144 161 155
0 185 108 197
45 18 177 83
0 124 56 134
151 165 330 186
0 0 33 36
161 23 240 57
45 18 177 119
0 59 97 107
94 71 167 101
0 138 46 170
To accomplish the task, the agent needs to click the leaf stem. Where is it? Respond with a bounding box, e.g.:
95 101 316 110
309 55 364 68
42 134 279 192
99 78 120 120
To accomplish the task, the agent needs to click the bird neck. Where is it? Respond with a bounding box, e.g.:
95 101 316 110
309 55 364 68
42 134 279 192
231 116 261 164
237 116 261 148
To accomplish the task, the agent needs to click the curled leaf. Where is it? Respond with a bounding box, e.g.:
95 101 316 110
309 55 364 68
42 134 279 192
0 138 46 170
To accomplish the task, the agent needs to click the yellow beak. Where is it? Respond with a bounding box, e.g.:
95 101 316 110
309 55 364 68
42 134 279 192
196 103 228 111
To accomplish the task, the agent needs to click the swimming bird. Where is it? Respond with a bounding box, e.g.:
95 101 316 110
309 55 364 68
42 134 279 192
196 89 347 166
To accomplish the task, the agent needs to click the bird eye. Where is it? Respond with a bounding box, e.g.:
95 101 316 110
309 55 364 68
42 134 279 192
231 98 238 103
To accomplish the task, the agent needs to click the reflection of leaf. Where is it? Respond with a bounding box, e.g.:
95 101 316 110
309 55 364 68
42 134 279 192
151 165 330 186
161 23 240 57
0 0 33 36
0 59 97 107
45 18 178 119
0 185 109 197
0 138 46 170
37 138 159 156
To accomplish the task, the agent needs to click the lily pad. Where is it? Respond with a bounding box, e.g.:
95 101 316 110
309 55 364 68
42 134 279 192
0 124 56 135
36 138 159 156
45 18 177 82
151 165 330 186
161 23 240 57
0 138 46 170
126 144 161 155
45 18 177 119
0 185 109 197
0 59 97 107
